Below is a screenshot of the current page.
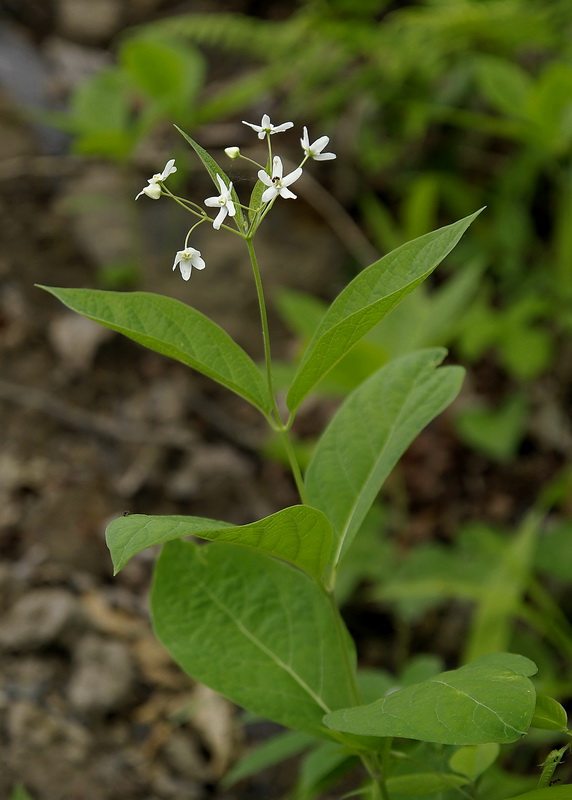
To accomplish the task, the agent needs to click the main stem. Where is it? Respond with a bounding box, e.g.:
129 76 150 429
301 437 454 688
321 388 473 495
247 237 388 798
246 237 308 503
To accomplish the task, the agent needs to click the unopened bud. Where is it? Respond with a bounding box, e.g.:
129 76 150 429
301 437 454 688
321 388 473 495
224 146 241 159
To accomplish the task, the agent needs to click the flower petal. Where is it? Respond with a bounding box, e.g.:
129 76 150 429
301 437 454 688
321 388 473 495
261 186 278 203
282 166 303 187
257 169 272 187
278 187 297 200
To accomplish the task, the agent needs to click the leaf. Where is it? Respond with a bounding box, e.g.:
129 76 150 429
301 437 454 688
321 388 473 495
538 746 569 790
305 349 464 568
107 505 334 583
531 696 568 732
286 210 481 413
504 788 572 800
9 787 33 800
449 743 500 781
37 287 271 415
323 653 537 745
121 37 205 118
475 55 531 118
152 540 357 737
175 125 246 232
386 772 468 795
463 513 539 662
223 730 316 787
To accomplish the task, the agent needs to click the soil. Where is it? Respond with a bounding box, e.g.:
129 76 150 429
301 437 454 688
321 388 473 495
0 3 571 800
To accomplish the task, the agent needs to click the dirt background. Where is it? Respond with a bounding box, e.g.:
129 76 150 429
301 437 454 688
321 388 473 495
0 1 570 799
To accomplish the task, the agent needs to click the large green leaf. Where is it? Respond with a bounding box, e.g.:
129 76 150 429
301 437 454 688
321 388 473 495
504 789 572 800
152 540 357 736
324 653 537 745
286 210 481 413
175 126 246 232
305 349 464 571
38 287 271 414
107 505 334 583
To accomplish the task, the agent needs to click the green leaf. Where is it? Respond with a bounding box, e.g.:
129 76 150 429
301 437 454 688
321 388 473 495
323 653 537 745
9 786 33 800
286 210 481 413
37 287 271 415
504 788 572 800
107 505 334 583
305 349 464 567
538 746 569 790
121 37 205 118
531 696 568 731
455 392 528 462
464 513 539 662
152 540 357 736
386 772 468 795
449 743 500 781
475 55 531 118
223 730 316 787
175 125 246 232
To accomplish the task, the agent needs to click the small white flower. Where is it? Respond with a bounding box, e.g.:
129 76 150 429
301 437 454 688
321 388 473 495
173 247 206 281
204 174 237 230
136 158 177 200
224 146 241 159
258 156 303 203
242 113 294 140
301 127 336 161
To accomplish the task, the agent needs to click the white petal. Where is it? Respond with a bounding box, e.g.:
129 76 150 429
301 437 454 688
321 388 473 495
161 158 177 178
226 200 236 216
260 114 271 128
212 207 227 229
271 121 294 133
204 196 220 207
272 156 284 179
278 187 297 200
139 183 162 200
257 169 272 187
301 126 310 150
192 254 206 270
311 135 329 153
314 152 336 160
257 129 266 139
282 166 303 187
242 120 262 132
261 186 278 203
215 174 227 194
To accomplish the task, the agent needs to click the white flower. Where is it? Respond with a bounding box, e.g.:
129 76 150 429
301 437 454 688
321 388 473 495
301 127 336 160
173 247 206 281
242 113 294 140
136 158 177 200
258 156 303 203
204 174 237 230
224 146 241 159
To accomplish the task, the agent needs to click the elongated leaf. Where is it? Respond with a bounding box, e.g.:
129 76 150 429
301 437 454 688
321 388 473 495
324 653 537 745
449 743 500 781
175 125 246 232
152 540 357 736
531 696 568 731
286 210 481 413
306 349 464 568
504 789 572 800
38 287 271 414
386 772 468 795
107 505 334 582
223 730 316 788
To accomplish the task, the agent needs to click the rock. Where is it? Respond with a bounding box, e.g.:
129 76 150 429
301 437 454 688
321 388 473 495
0 588 80 650
68 634 135 712
48 311 114 375
55 0 122 44
8 699 91 763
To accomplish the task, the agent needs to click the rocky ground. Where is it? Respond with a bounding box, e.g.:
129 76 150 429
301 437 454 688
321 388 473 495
0 2 570 799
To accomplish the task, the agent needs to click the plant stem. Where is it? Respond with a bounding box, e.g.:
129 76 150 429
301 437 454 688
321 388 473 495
245 237 308 502
246 237 280 418
279 428 308 503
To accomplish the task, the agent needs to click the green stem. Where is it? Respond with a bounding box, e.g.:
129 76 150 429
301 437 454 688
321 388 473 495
246 237 279 418
279 428 308 503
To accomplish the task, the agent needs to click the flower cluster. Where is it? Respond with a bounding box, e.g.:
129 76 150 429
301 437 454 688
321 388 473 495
136 115 335 280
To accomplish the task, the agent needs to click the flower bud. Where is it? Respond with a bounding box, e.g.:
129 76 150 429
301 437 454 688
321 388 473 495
224 146 241 159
